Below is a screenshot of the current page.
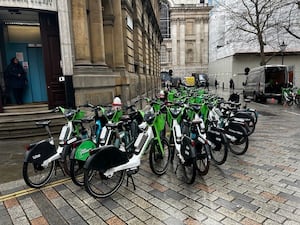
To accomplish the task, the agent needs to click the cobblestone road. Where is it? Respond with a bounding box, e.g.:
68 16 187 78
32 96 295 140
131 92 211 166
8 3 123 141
0 90 300 225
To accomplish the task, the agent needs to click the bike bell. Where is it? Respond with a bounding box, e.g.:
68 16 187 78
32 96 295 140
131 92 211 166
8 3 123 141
112 96 122 109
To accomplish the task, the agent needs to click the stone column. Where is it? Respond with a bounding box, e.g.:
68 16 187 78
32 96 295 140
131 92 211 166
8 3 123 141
203 18 209 67
200 18 204 65
71 0 91 64
113 0 125 68
195 18 201 64
179 18 185 66
88 0 106 65
171 19 177 67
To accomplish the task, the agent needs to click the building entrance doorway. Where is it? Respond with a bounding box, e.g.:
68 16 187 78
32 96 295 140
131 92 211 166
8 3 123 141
0 8 65 110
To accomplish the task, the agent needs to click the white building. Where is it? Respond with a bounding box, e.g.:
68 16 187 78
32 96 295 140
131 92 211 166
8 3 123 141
208 0 300 89
160 0 213 79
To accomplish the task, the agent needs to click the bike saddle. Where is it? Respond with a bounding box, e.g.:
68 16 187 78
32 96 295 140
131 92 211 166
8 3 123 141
106 121 122 129
35 120 51 127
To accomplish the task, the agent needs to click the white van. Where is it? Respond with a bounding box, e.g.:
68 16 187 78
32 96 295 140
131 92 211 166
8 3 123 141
243 65 290 102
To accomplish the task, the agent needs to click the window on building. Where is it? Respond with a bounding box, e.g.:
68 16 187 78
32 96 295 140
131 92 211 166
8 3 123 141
160 2 170 39
186 49 194 63
160 45 167 63
186 21 194 36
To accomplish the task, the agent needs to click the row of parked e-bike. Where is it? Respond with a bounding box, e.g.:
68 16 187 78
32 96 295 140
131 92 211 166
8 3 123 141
22 86 258 198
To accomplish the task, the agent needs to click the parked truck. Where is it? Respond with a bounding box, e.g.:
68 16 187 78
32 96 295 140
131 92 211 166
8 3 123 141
243 65 293 102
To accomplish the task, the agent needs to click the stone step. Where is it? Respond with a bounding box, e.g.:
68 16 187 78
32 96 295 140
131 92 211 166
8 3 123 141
3 103 49 113
0 104 66 140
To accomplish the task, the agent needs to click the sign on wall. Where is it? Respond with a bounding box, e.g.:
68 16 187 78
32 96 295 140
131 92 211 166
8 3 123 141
0 0 57 11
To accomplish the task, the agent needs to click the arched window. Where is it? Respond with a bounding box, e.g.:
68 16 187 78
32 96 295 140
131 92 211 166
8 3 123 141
160 2 170 38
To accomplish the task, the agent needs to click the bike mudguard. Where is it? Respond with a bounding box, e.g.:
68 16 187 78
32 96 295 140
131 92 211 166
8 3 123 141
69 139 84 160
207 126 227 144
74 139 96 161
233 111 254 122
83 145 129 172
24 140 56 164
225 121 246 139
181 136 196 161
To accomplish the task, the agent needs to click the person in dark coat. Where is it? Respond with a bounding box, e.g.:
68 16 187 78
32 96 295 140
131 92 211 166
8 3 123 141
5 57 27 104
229 78 234 90
215 79 218 89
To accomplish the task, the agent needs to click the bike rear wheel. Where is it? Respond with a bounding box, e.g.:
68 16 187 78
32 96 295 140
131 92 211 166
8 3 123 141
182 158 197 184
195 142 210 175
84 167 125 198
149 138 171 175
70 159 85 186
210 141 228 165
229 126 249 155
23 161 55 188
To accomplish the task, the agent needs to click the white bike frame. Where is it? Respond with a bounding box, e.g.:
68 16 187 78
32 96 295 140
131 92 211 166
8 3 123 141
41 121 75 167
103 121 154 177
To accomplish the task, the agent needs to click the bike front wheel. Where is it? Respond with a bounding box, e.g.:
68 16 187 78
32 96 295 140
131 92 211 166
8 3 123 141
70 159 85 186
84 167 125 198
23 161 55 188
61 145 72 176
149 138 171 175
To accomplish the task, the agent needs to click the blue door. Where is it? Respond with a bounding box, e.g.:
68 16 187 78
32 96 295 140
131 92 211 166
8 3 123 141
27 47 47 102
5 44 47 104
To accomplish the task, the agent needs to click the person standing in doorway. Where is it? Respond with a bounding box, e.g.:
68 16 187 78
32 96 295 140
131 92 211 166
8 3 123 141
229 78 234 90
5 57 27 104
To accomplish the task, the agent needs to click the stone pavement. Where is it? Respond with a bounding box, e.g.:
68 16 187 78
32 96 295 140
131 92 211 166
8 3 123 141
0 89 300 225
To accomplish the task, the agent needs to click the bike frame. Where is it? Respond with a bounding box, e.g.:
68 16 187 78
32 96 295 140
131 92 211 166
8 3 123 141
25 107 85 168
90 108 166 178
103 121 154 177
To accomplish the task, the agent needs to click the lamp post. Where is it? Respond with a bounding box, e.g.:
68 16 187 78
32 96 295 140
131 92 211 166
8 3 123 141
279 41 287 65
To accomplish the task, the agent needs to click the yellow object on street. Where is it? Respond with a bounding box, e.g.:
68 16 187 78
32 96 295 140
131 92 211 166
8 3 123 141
183 76 195 87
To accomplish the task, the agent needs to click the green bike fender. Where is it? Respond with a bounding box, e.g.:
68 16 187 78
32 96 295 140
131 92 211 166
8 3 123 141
74 140 96 161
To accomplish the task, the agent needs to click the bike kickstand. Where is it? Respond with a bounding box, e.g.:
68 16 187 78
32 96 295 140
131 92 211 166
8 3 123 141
126 174 136 191
174 163 180 174
55 161 66 176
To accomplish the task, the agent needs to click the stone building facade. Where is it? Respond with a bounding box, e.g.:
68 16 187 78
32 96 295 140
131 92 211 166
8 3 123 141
160 0 212 79
72 0 162 106
0 0 162 111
